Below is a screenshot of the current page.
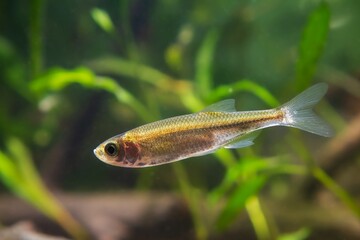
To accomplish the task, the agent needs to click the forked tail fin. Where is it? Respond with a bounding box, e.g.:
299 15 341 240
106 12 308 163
280 83 333 137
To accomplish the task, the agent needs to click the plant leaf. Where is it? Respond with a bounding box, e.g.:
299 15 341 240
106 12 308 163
209 157 269 205
209 80 279 108
295 2 330 90
278 227 311 240
91 8 114 34
30 67 153 121
195 28 220 99
216 175 267 231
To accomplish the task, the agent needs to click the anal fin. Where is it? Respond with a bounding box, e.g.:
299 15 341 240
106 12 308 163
223 131 260 149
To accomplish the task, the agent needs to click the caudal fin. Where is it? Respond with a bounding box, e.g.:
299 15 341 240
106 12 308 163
280 83 333 137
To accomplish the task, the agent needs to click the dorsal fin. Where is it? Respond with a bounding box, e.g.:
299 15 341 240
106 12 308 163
201 99 236 112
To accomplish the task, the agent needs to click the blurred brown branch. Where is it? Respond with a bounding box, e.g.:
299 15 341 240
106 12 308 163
0 193 192 240
1 192 360 240
303 111 360 196
0 221 69 240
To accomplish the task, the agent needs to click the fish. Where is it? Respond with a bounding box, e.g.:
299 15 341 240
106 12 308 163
93 83 333 168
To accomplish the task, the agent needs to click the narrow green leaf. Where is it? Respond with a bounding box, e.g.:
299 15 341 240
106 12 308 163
29 67 153 121
295 2 330 90
87 57 189 94
195 28 220 99
0 139 88 239
278 228 311 240
246 196 272 240
0 151 23 191
91 8 114 34
179 90 205 113
6 138 40 185
216 175 267 231
173 163 208 240
209 157 269 205
29 67 95 95
95 76 155 122
209 80 279 108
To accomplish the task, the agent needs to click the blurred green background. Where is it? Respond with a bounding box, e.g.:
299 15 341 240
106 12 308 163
1 0 360 239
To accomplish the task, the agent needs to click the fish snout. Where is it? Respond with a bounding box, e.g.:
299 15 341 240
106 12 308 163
93 146 105 160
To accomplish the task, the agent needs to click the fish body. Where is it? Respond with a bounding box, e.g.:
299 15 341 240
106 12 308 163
94 83 333 168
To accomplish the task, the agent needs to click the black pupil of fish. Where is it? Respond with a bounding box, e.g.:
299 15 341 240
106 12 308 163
105 143 118 156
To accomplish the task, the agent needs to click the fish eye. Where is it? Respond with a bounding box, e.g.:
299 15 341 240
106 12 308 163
104 143 118 157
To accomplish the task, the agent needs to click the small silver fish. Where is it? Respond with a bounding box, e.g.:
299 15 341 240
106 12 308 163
94 83 333 168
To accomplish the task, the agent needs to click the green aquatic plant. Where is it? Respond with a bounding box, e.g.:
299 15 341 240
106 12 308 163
1 1 359 240
295 2 330 91
91 8 115 34
30 67 153 122
0 138 88 239
85 2 358 239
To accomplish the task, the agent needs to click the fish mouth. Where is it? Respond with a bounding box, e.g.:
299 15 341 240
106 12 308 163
93 146 104 159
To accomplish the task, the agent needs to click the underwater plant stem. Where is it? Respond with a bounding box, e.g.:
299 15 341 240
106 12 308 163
119 0 139 60
214 148 237 169
246 196 273 240
179 91 205 113
29 0 45 79
173 164 208 240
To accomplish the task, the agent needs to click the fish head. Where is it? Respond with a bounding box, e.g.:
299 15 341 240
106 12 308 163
93 134 141 167
93 134 126 166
